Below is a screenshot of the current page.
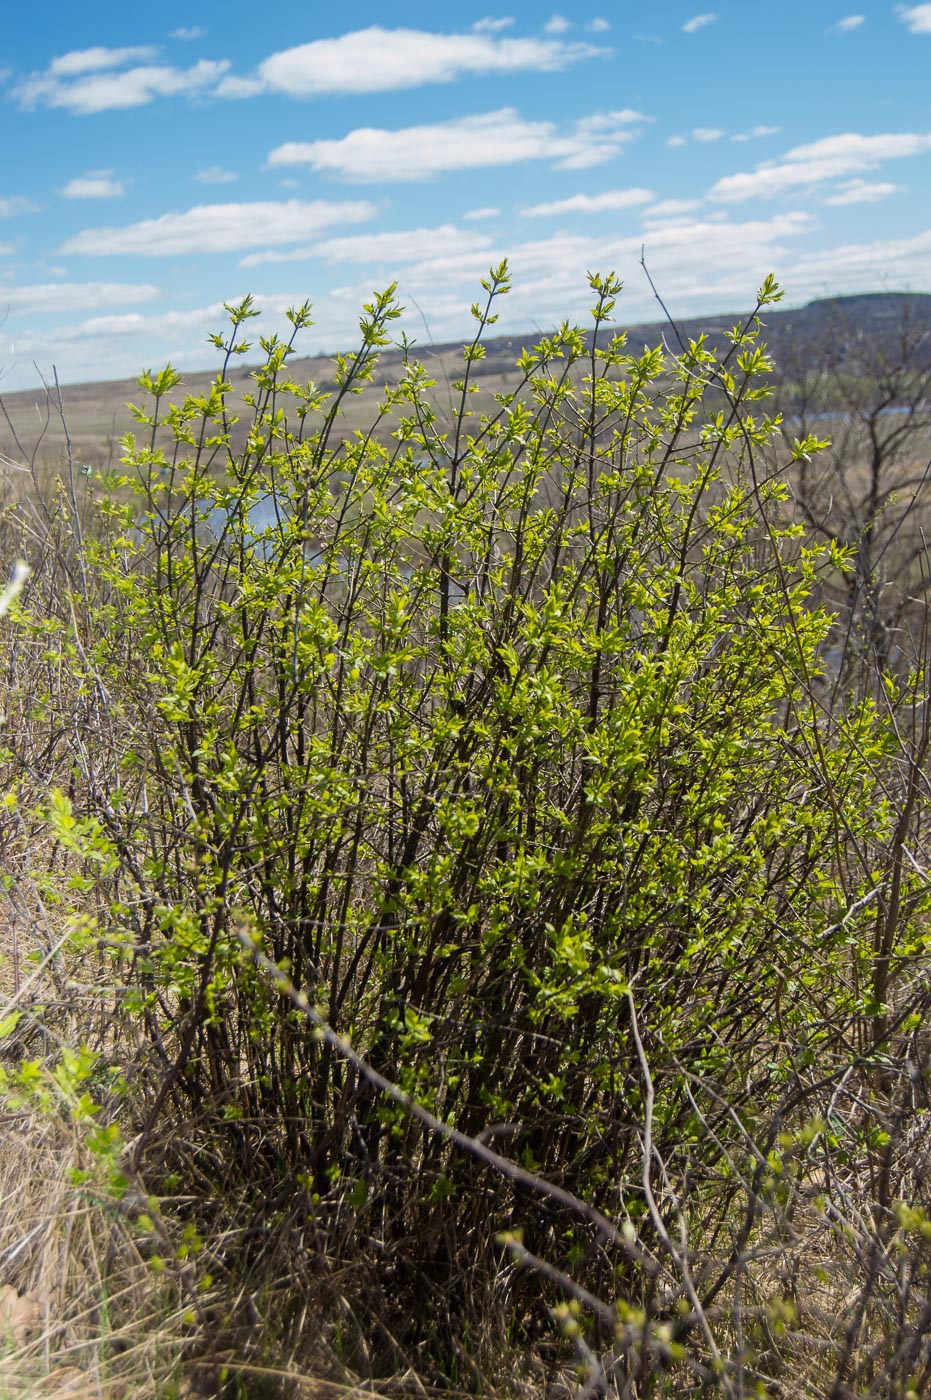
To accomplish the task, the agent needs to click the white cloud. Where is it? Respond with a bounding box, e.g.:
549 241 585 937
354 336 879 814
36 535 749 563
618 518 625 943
710 130 931 201
521 187 654 217
578 109 651 127
170 26 206 40
242 26 603 99
213 75 264 99
897 5 931 33
195 165 239 184
0 282 159 315
16 57 230 114
60 170 125 199
731 124 781 142
59 199 377 257
0 243 14 256
47 46 159 76
267 108 649 183
587 18 611 31
365 212 817 338
37 305 228 345
391 214 811 298
830 15 865 31
24 213 931 396
0 196 39 219
544 15 572 33
667 128 726 147
240 224 494 270
824 178 901 204
11 212 820 391
463 206 501 220
682 13 717 32
18 25 609 115
645 198 702 216
783 131 931 162
5 291 357 389
788 227 931 293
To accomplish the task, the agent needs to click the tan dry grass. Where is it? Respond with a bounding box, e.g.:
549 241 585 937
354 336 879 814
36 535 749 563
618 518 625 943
0 1041 459 1398
0 1091 191 1398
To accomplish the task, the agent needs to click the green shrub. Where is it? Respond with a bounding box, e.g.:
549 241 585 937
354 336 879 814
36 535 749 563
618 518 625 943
6 267 930 1391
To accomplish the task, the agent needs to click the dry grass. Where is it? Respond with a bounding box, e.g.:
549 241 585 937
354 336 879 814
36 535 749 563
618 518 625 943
0 1078 440 1398
0 1098 185 1397
0 340 530 479
0 955 520 1397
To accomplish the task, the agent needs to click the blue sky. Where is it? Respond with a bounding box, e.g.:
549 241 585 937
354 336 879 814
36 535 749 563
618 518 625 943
1 2 930 390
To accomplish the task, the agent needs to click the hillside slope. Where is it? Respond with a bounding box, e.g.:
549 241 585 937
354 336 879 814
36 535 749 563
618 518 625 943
1 290 928 471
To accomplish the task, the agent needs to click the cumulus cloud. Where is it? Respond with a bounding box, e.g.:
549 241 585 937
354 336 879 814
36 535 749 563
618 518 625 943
783 131 931 162
645 198 702 217
731 124 781 142
60 199 377 257
463 206 501 220
60 170 125 199
544 15 572 33
5 290 363 390
22 214 931 395
267 108 650 182
824 179 901 204
11 212 820 391
212 75 264 98
170 26 206 40
788 227 931 292
668 128 726 146
355 212 818 341
521 187 654 217
0 281 159 315
588 18 611 31
195 165 239 184
830 15 865 31
16 57 230 114
682 13 717 33
0 196 39 219
47 46 159 76
897 5 931 33
229 26 604 100
379 215 811 301
710 130 931 201
382 222 929 329
240 224 494 270
66 307 223 337
15 25 610 114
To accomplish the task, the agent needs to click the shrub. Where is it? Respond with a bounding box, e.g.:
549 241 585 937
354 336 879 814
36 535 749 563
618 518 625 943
4 267 931 1393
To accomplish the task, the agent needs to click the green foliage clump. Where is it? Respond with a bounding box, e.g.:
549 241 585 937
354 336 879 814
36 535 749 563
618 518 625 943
5 268 930 1390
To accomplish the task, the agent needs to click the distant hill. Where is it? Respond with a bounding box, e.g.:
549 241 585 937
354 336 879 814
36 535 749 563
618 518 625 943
2 291 929 471
308 289 931 385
